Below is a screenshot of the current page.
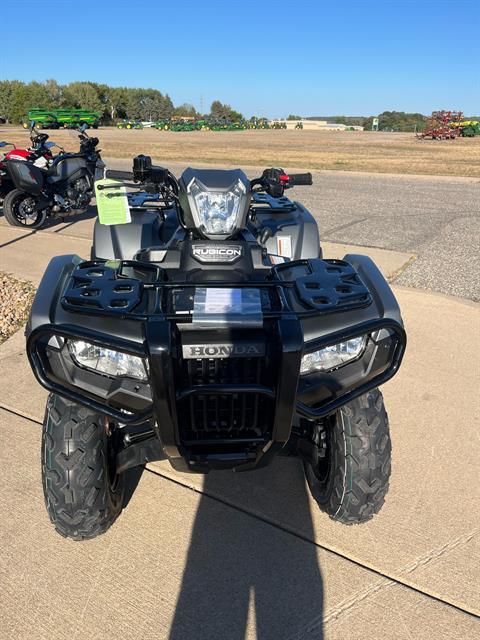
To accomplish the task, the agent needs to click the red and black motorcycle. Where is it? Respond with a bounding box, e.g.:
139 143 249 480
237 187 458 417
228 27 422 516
0 130 58 202
2 124 104 229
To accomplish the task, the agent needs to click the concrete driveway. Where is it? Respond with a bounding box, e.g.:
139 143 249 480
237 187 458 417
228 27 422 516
0 174 479 639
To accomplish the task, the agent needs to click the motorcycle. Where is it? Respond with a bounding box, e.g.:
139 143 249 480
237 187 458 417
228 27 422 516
26 155 406 539
0 128 58 201
2 124 104 229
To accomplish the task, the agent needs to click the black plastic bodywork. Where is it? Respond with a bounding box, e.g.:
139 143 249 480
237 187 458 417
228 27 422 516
27 246 406 473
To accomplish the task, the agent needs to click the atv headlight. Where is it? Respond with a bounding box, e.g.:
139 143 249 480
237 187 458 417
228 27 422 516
188 178 246 237
300 335 367 375
68 339 147 381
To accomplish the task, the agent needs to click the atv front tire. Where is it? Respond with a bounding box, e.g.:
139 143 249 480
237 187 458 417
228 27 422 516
42 394 125 540
304 389 391 524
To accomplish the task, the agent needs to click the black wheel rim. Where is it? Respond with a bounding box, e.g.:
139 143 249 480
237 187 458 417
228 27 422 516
11 195 43 226
311 426 331 484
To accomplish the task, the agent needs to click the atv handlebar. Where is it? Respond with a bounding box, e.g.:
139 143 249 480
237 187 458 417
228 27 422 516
103 162 312 200
105 169 135 181
250 168 313 198
285 172 313 186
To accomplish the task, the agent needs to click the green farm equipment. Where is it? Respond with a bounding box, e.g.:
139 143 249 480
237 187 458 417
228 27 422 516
24 109 101 130
153 120 171 130
247 117 270 130
207 118 245 131
169 119 197 132
195 119 210 130
459 121 480 137
117 119 143 130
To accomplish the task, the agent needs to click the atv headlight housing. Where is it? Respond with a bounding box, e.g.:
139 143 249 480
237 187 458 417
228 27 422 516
68 339 148 381
301 335 367 375
187 177 247 238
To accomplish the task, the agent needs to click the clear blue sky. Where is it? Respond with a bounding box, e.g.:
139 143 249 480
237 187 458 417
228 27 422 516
1 0 478 117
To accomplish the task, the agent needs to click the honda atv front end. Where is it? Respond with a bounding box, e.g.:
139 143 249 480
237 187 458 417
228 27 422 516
26 160 406 539
27 250 405 477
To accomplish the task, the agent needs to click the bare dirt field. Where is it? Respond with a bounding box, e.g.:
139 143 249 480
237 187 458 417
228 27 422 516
2 126 480 177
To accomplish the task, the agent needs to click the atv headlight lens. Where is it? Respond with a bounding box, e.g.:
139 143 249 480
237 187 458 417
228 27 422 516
68 340 147 381
189 178 246 236
300 335 367 375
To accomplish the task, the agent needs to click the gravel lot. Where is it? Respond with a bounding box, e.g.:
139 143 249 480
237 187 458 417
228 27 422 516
0 272 35 343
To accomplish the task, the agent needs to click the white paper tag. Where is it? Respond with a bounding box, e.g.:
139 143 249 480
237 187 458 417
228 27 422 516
193 287 263 327
276 236 292 258
205 288 242 314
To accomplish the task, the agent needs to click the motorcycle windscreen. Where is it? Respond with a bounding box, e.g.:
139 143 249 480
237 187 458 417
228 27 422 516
6 160 44 195
193 287 262 327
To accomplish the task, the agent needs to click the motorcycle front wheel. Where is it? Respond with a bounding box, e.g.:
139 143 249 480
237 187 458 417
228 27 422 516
2 189 48 229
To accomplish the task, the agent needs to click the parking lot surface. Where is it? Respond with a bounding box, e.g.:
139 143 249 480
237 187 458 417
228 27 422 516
0 161 479 639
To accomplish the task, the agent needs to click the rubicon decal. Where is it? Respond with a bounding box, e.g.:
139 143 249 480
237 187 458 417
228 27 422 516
191 244 243 263
182 343 265 359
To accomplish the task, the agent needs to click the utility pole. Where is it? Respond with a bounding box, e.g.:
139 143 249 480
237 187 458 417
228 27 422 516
200 95 204 115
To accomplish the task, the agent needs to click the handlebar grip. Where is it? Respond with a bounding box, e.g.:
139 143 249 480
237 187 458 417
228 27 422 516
287 172 313 186
105 169 134 181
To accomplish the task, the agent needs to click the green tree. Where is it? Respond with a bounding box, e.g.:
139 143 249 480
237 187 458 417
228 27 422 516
363 111 427 132
174 103 198 117
0 80 27 123
287 114 302 120
44 78 63 106
62 82 103 111
210 100 243 121
96 84 128 121
25 81 52 109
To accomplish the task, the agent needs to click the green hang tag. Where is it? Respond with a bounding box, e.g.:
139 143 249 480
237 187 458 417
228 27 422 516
94 179 131 225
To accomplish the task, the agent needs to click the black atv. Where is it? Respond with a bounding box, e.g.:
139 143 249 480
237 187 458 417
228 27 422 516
26 156 406 540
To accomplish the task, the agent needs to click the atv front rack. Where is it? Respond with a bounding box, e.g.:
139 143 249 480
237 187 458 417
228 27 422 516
60 258 373 320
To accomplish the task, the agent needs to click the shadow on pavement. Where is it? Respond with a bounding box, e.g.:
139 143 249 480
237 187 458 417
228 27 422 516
0 203 97 232
168 459 324 640
123 465 145 509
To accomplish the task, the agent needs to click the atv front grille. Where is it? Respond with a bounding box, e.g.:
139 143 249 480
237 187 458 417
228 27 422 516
177 357 273 443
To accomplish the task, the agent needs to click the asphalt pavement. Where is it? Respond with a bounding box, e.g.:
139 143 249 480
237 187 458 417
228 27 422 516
2 160 477 298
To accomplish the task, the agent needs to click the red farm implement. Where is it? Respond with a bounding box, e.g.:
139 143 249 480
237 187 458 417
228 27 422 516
417 111 464 140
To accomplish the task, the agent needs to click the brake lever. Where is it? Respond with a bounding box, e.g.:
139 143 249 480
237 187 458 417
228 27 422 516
96 182 138 190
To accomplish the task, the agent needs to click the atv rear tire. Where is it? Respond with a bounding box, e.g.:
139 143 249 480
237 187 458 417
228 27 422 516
42 394 125 540
3 189 47 229
304 388 391 524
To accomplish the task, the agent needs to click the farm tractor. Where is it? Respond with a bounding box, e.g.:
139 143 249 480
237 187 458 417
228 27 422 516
452 120 480 137
117 119 143 130
247 118 270 130
153 120 171 130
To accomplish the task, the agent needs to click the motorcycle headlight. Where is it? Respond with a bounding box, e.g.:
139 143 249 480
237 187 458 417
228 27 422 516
300 335 367 375
188 177 246 237
68 339 148 381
